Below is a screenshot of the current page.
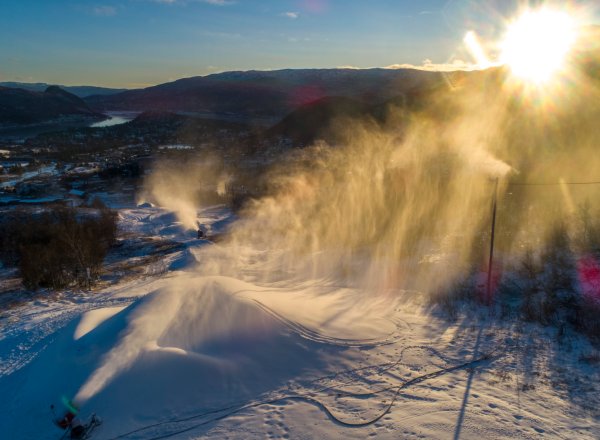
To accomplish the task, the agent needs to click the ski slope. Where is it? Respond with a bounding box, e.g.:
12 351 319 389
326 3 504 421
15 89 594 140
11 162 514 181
0 205 598 440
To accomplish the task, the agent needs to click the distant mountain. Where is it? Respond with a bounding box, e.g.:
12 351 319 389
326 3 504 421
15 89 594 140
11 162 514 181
265 71 465 144
0 82 127 98
85 68 449 118
0 86 103 125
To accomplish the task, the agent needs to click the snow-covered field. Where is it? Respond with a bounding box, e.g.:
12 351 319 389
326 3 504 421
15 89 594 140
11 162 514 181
0 205 598 439
0 164 58 189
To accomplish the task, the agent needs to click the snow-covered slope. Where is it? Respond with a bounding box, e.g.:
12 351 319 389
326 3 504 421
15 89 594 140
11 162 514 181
0 206 598 440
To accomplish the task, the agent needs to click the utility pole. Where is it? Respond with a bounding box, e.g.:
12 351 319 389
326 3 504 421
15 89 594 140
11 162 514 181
486 178 499 306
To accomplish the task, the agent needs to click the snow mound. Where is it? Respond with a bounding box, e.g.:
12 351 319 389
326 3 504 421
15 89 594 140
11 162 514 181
4 276 384 439
74 306 127 340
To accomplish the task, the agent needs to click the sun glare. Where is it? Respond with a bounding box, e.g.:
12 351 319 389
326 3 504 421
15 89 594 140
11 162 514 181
500 8 578 84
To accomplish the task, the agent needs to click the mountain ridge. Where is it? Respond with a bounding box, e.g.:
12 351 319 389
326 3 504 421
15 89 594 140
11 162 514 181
0 82 127 98
0 86 104 125
84 68 454 118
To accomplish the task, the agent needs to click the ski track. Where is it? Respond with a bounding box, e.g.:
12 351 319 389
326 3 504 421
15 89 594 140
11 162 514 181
0 295 138 377
247 298 407 348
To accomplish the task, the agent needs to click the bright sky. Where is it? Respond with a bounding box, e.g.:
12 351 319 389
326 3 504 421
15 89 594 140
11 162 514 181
1 0 598 88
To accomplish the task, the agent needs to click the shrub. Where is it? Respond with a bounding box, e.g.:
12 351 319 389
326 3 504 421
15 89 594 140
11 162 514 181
1 205 117 290
575 201 600 253
517 248 544 321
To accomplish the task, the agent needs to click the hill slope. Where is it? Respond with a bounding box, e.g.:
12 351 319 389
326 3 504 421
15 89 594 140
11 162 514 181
85 68 448 118
267 96 372 144
0 205 598 440
0 86 103 125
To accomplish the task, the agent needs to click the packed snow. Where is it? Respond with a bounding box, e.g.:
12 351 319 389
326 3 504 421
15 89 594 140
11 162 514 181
0 204 598 440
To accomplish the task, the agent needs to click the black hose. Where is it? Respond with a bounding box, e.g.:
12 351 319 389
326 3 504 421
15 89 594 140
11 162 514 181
105 348 496 440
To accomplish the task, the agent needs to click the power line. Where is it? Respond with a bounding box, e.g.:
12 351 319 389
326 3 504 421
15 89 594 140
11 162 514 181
508 181 600 186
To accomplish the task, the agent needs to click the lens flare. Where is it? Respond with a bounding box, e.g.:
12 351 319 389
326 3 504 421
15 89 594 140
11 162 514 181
464 31 491 69
500 8 578 84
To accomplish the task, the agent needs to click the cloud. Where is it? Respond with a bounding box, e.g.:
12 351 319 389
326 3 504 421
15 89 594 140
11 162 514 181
385 58 482 72
332 60 485 73
282 12 299 19
93 5 117 16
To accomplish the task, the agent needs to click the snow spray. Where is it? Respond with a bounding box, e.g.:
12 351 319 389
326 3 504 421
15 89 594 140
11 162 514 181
76 64 600 403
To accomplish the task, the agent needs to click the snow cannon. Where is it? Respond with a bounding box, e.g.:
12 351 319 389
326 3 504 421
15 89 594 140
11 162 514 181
53 396 79 428
197 222 206 239
52 397 85 438
52 396 102 439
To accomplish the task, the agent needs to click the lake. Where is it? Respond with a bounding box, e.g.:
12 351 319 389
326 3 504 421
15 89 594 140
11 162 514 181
90 111 139 127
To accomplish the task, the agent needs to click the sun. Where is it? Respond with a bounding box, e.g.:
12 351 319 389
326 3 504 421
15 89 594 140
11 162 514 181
500 8 578 84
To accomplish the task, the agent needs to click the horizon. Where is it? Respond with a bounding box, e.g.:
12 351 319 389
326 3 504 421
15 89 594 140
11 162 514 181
2 0 598 89
0 64 487 91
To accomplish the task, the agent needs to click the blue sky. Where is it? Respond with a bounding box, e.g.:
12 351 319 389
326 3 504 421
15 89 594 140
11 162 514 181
1 0 598 88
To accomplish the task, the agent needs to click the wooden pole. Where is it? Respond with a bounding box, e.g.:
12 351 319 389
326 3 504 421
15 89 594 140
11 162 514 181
486 178 499 306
